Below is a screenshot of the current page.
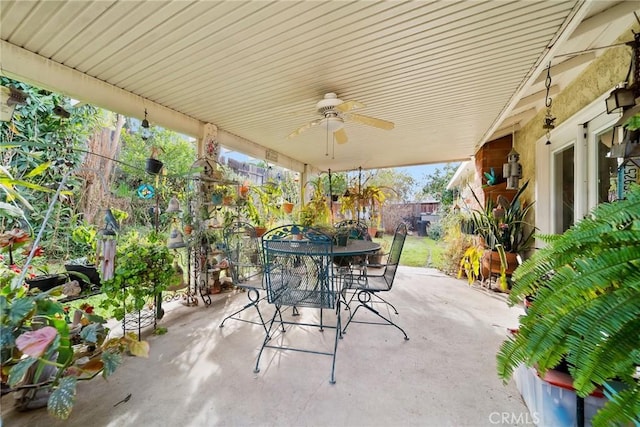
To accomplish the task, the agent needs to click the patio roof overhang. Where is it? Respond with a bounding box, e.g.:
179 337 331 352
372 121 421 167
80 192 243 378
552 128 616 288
1 1 637 173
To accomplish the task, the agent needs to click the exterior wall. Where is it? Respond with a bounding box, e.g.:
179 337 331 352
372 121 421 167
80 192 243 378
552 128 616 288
515 25 637 206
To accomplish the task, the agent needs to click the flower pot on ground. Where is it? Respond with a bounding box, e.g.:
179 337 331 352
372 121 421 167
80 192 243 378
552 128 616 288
480 250 519 278
469 180 534 288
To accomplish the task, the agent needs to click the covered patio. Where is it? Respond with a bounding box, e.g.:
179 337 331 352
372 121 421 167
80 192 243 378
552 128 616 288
2 2 638 425
1 267 527 426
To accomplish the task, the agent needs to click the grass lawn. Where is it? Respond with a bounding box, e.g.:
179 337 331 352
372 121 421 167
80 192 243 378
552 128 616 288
374 234 445 269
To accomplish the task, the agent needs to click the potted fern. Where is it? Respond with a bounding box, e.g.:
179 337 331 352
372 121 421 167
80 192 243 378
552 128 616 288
496 184 640 427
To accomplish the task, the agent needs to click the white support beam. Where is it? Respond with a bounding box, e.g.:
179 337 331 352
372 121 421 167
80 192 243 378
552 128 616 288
533 53 596 84
218 129 306 174
488 123 522 142
500 108 538 128
0 40 202 138
568 1 640 41
514 85 560 110
0 40 305 174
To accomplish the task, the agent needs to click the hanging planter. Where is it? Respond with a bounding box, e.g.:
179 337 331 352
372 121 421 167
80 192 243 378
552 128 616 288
145 146 164 175
145 158 164 175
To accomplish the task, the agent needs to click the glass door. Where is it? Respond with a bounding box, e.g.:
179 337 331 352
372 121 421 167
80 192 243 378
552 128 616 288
553 145 574 234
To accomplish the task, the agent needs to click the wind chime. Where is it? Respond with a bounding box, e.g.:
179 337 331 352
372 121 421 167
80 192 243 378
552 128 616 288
543 63 556 145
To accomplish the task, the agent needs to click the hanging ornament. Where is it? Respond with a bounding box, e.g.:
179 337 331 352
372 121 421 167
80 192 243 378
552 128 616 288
137 183 155 199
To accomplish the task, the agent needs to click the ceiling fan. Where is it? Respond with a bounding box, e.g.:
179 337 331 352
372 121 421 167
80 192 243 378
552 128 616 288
287 92 394 144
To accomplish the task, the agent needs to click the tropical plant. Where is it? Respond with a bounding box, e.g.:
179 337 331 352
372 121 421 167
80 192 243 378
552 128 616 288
245 181 283 228
457 245 482 285
299 178 330 227
99 231 178 321
496 184 640 427
0 263 149 420
469 180 535 253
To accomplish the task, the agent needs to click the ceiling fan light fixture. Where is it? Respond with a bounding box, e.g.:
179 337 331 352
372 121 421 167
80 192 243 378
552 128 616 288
322 116 344 133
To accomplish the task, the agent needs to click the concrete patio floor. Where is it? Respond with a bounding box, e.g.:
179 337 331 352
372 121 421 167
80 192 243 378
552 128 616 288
1 267 531 427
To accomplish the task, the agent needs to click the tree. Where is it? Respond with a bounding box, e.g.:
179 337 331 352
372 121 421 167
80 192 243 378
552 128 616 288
419 163 459 207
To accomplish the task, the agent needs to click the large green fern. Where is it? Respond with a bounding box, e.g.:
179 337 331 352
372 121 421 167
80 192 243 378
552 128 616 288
496 184 640 427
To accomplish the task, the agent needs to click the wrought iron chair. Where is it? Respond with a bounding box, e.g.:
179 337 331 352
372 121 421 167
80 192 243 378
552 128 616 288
341 223 409 340
254 224 342 384
219 222 268 334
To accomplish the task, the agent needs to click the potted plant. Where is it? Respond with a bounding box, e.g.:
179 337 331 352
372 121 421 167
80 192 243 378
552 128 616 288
210 184 229 206
298 178 330 227
145 146 164 175
469 180 535 289
245 181 283 233
99 231 179 322
0 263 149 420
496 184 640 427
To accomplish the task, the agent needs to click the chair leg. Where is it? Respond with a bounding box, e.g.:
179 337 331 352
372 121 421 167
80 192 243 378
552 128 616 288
342 290 409 340
329 300 341 384
254 305 282 373
219 289 269 336
371 293 399 315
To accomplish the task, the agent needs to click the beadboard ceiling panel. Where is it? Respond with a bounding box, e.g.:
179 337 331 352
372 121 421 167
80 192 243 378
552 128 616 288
1 0 636 172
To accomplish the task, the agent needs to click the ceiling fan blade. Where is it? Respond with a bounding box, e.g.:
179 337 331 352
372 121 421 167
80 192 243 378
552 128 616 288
345 113 394 130
334 128 348 144
287 119 322 139
336 100 365 113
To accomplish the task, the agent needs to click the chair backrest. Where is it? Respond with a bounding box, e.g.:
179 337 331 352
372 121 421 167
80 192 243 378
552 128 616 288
334 220 371 241
382 223 408 290
223 221 263 286
262 224 336 309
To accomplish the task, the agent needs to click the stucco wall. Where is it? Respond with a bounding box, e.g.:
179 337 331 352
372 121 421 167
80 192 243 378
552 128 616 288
514 25 639 204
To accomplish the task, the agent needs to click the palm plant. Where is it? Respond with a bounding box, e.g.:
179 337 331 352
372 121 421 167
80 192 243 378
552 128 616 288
496 184 640 427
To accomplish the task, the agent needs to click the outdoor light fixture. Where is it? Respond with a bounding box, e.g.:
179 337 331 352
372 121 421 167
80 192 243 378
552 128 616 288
606 27 640 166
0 86 27 122
606 85 635 114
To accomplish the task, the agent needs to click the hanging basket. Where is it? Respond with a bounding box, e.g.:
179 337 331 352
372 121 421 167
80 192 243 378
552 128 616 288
146 158 164 175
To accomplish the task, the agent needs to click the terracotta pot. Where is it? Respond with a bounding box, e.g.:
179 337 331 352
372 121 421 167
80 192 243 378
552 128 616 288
254 226 267 237
282 202 294 214
184 224 193 235
481 250 519 278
